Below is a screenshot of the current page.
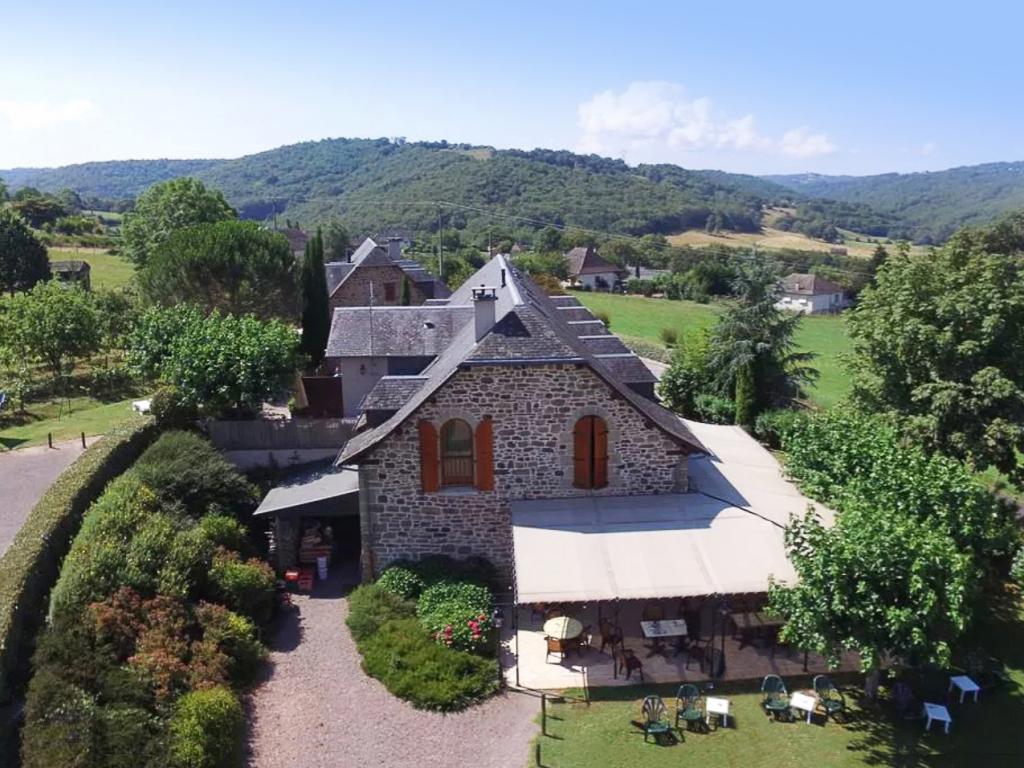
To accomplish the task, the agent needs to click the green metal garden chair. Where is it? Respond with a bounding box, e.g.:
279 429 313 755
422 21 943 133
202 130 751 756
813 675 846 721
674 684 705 731
761 674 791 720
640 695 673 743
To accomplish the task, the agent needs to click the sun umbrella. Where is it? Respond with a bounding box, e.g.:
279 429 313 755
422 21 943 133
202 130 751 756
543 616 583 640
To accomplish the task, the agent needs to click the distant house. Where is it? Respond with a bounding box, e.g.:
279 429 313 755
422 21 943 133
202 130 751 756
829 246 848 256
49 260 91 291
280 227 310 257
777 273 848 315
564 246 625 291
325 237 450 312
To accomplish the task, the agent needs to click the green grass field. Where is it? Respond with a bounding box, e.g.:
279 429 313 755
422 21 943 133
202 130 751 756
0 396 140 450
48 248 135 290
575 292 852 408
533 592 1024 767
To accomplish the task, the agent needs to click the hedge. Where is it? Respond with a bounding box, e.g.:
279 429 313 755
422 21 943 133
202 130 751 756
0 416 159 706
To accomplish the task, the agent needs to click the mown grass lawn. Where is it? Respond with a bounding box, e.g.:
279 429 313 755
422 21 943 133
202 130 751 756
0 396 140 450
48 248 135 290
532 592 1024 768
574 292 852 408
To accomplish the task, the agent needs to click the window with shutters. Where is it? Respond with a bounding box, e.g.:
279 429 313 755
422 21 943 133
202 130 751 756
384 282 397 302
440 419 474 486
573 415 609 489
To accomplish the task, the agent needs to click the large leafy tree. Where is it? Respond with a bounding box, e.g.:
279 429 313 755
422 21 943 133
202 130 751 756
706 253 817 412
323 219 350 262
299 229 329 366
122 178 236 267
129 306 298 416
847 213 1024 481
2 280 101 388
0 208 50 296
138 220 297 319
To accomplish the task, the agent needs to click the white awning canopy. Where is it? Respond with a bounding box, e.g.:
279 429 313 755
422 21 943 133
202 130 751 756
254 466 360 518
511 421 833 604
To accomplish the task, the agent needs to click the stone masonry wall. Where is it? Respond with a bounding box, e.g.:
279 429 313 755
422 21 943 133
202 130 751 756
357 363 689 584
328 264 429 310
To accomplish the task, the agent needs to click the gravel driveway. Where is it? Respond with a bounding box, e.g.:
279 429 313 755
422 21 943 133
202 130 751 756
245 565 539 768
0 438 98 557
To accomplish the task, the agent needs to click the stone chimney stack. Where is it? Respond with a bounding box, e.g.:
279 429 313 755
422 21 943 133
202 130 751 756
387 237 402 262
471 285 498 342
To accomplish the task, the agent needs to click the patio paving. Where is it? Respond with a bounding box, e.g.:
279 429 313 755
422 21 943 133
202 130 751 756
503 600 860 691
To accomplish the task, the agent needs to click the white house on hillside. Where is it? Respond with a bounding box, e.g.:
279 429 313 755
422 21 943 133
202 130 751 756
777 273 848 315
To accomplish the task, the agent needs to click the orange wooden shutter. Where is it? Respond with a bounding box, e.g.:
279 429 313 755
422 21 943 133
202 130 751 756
593 417 609 489
475 417 494 491
418 420 439 492
573 416 593 488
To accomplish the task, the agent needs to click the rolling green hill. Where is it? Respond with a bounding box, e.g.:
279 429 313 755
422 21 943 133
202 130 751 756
767 162 1024 243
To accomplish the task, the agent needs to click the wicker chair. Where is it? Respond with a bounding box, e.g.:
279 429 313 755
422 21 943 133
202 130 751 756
545 636 565 663
614 648 644 681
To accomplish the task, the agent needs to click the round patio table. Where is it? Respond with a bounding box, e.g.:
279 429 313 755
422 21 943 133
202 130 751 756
543 616 583 640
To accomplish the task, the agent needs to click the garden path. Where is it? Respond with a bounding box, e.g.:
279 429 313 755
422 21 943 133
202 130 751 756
245 566 539 768
0 437 99 557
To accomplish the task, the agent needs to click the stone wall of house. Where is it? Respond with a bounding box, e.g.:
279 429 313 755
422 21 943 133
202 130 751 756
328 264 429 310
357 363 689 583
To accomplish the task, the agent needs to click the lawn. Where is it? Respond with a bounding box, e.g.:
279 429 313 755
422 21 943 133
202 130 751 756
48 247 135 290
0 396 140 450
574 292 852 408
532 592 1024 767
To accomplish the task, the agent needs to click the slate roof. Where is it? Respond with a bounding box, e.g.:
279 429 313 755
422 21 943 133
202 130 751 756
578 335 631 355
594 354 658 384
780 273 845 296
338 255 705 464
361 376 430 411
50 260 91 274
325 262 355 295
326 237 451 299
325 305 474 357
555 305 596 322
548 295 581 307
564 246 624 277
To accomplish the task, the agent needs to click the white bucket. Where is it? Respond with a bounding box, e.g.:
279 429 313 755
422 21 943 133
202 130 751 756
316 556 328 580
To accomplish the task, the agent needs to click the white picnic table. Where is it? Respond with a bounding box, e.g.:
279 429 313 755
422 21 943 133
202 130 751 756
790 691 817 724
948 675 980 704
705 696 730 728
923 702 952 734
640 619 688 639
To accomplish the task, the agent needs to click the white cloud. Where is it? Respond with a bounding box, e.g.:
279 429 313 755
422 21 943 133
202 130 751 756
921 141 937 156
576 81 835 163
0 99 100 131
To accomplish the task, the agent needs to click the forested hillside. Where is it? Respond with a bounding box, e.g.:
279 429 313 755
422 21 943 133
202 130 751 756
768 162 1024 243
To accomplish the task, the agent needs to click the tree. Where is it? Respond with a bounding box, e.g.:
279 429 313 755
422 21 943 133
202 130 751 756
706 253 817 412
3 281 100 391
138 220 297 320
534 226 562 253
847 215 1024 480
0 208 50 296
121 178 236 267
9 194 65 228
657 330 712 417
399 275 412 306
734 362 756 426
129 307 298 417
323 220 350 262
0 176 7 202
300 229 329 366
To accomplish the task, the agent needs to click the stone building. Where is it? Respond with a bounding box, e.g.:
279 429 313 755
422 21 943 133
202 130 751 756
325 237 450 312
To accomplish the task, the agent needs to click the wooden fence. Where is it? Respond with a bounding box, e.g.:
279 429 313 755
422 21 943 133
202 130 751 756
204 418 355 451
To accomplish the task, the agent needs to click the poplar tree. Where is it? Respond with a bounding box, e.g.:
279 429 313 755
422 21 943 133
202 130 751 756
300 229 329 367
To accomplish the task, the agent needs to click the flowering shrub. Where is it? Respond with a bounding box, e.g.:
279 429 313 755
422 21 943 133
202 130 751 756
376 563 425 599
416 580 493 652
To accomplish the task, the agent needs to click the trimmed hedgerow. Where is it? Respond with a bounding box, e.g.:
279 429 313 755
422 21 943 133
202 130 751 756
207 549 276 626
0 417 159 706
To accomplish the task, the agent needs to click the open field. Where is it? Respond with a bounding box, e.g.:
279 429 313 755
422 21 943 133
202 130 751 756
0 396 140 450
575 292 852 408
47 247 135 290
533 591 1024 767
667 227 932 260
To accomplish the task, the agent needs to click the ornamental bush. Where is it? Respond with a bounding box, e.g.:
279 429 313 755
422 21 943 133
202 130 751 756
207 549 276 626
753 408 806 449
376 563 425 599
416 581 493 653
169 687 244 768
345 583 416 642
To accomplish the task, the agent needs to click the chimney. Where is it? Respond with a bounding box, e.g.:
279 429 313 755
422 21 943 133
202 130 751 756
387 237 402 262
471 285 498 341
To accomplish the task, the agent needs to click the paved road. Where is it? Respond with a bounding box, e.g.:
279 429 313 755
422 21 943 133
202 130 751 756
0 438 99 558
245 566 539 768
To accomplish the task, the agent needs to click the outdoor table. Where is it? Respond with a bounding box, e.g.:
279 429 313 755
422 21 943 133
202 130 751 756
730 611 784 649
790 691 817 724
948 675 980 704
543 616 583 640
640 618 687 657
923 702 952 734
705 696 731 728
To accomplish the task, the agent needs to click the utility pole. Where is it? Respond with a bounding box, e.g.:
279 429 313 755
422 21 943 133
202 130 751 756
437 207 444 280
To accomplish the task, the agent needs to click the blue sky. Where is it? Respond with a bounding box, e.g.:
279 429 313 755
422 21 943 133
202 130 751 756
1 0 1021 175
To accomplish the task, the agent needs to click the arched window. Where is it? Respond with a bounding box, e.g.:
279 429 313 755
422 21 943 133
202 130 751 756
440 419 474 486
573 415 609 489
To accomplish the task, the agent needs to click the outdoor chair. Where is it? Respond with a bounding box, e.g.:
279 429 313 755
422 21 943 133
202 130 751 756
614 648 644 681
892 681 924 721
599 618 624 654
543 606 565 622
640 695 673 743
545 635 565 664
674 684 705 731
813 675 846 721
761 674 791 720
